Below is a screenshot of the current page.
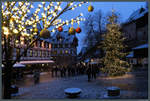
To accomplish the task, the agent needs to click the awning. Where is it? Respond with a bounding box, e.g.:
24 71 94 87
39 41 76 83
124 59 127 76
13 63 25 68
19 60 54 65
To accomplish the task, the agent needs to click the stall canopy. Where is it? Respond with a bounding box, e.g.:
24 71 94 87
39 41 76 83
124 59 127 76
132 43 148 50
13 63 25 68
133 43 148 58
2 63 25 68
126 51 134 58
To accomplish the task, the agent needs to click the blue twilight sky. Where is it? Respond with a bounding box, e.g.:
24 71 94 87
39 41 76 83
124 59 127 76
31 2 146 54
57 2 147 54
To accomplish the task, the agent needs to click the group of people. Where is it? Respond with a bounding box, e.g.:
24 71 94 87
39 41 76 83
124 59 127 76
85 64 100 82
51 63 100 82
51 65 86 77
32 63 100 84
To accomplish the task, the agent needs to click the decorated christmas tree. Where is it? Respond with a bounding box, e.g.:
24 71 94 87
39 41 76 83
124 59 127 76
101 10 129 76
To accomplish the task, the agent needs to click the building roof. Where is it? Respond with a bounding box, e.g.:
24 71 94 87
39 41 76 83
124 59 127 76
126 7 148 23
132 43 148 50
49 31 78 44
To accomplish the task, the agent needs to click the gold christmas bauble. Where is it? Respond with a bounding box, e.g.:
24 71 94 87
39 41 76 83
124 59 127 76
68 27 76 35
88 5 94 12
34 28 38 33
10 17 15 22
40 29 51 39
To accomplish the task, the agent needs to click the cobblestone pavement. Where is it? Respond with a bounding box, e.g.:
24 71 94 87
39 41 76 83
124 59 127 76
12 70 148 99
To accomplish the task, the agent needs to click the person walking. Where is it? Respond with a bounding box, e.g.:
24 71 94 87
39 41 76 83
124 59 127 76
55 66 58 77
51 66 54 77
92 65 97 80
34 69 40 84
86 64 92 82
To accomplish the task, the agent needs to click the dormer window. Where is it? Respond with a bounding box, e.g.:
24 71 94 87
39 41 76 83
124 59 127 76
140 7 145 13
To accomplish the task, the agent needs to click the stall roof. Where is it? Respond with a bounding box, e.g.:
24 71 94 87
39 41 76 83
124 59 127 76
132 43 148 50
126 51 134 58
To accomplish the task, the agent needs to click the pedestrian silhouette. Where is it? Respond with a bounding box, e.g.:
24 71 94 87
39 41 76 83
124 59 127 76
34 69 40 84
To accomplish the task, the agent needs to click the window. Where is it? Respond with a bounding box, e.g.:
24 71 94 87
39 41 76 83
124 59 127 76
60 44 63 48
44 42 47 48
65 44 68 48
35 51 38 57
54 50 57 55
16 49 20 57
44 51 46 57
30 50 33 57
40 51 42 57
40 41 42 47
65 50 68 54
54 44 57 48
47 51 49 57
23 50 27 57
60 50 63 54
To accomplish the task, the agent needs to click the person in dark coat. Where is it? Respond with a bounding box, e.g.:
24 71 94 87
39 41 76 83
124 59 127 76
34 69 40 84
86 64 92 82
55 66 58 77
91 64 97 79
63 66 66 77
51 66 55 77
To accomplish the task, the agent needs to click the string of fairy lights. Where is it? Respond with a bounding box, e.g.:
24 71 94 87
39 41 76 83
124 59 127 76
2 1 94 45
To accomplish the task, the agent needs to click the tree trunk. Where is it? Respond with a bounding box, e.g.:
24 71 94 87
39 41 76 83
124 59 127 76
3 63 12 99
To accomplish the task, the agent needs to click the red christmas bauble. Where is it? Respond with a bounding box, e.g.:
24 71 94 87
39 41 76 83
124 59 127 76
58 26 63 32
76 27 81 33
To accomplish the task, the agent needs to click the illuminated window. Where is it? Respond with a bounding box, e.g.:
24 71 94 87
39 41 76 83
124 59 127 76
54 50 57 55
40 51 42 57
65 50 68 54
30 50 33 57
